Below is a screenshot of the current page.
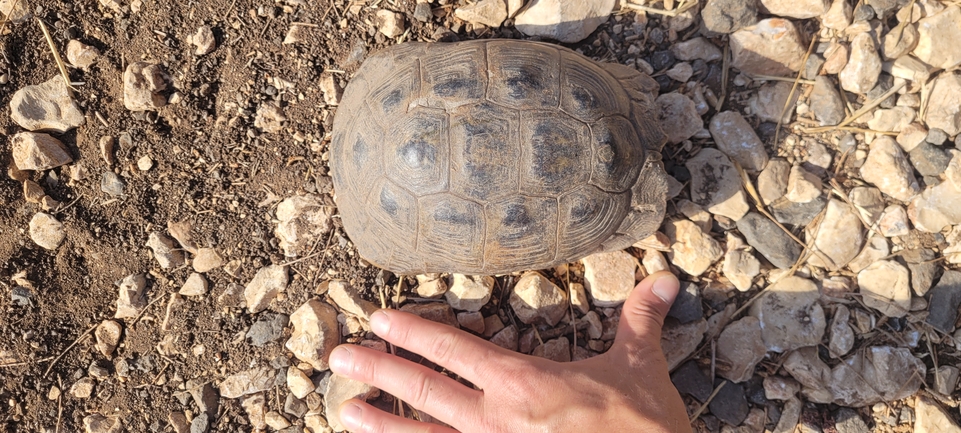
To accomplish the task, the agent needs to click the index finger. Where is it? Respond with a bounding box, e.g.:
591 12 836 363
370 309 514 387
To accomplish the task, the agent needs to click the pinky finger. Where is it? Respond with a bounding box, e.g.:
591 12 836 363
338 399 461 433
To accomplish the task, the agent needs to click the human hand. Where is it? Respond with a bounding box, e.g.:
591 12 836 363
327 271 692 433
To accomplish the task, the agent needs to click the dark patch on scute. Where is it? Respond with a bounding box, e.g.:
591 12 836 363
380 187 398 216
382 89 404 113
399 140 436 170
503 203 532 227
433 77 476 98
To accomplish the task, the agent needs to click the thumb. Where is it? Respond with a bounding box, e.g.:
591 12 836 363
611 271 680 355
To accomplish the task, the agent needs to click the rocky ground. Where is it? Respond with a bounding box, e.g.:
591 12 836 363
1 0 961 432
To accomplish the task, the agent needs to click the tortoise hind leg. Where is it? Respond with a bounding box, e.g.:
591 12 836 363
597 152 669 253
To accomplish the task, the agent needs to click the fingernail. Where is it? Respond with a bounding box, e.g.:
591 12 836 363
651 274 679 304
328 346 353 373
371 310 391 335
340 402 363 428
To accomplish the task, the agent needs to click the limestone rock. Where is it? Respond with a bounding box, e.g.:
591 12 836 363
656 93 702 144
858 260 911 318
123 62 168 111
808 199 864 270
913 5 961 70
748 276 825 353
11 132 73 171
286 367 314 399
709 111 769 172
758 158 790 205
82 415 122 433
822 0 853 30
10 77 84 133
399 303 458 327
285 299 339 371
513 0 616 43
750 81 798 124
415 274 448 298
782 347 833 403
915 395 961 433
671 37 723 62
192 248 223 273
700 0 758 35
328 280 378 321
764 376 801 400
179 273 208 296
860 137 920 202
666 219 723 277
830 346 924 406
510 271 568 326
848 234 890 274
189 25 216 56
219 366 280 399
375 9 405 38
582 250 636 307
785 164 821 203
840 33 882 94
758 0 829 18
661 318 707 370
686 148 750 220
244 265 289 314
254 102 286 133
723 249 760 292
730 19 806 76
867 106 916 132
29 212 65 250
924 72 961 136
878 205 911 237
828 305 854 358
716 317 766 383
454 0 507 27
146 232 184 269
94 320 122 358
445 274 494 311
909 176 961 232
115 274 148 319
325 373 376 432
66 40 99 70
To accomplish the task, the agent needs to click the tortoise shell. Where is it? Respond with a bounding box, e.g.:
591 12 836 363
331 39 668 275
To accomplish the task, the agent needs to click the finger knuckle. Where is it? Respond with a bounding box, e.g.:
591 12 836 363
404 371 434 408
427 332 456 364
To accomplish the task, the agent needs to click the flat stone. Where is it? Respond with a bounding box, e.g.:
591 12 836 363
244 265 288 314
246 313 288 347
927 127 949 145
179 273 208 296
168 412 189 433
254 103 286 133
909 142 951 177
219 366 279 399
656 93 702 144
0 0 30 23
785 164 821 203
858 260 912 318
671 361 713 402
881 24 919 61
758 158 790 205
94 320 122 358
896 122 928 152
265 412 291 430
532 337 571 362
667 282 703 324
114 274 147 319
686 148 750 220
822 0 853 29
415 274 447 298
83 415 122 433
240 394 266 431
123 62 168 111
840 33 882 94
749 276 825 353
709 111 769 172
708 380 749 426
783 347 833 404
764 375 801 400
909 176 961 232
823 41 849 74
456 311 485 334
867 107 916 133
758 0 828 18
878 205 910 237
736 212 801 269
446 274 494 312
146 232 184 269
189 25 216 56
643 249 671 275
71 377 95 398
328 280 378 321
375 9 405 38
399 302 458 328
9 76 84 133
716 317 766 383
830 346 923 406
661 318 707 370
582 251 636 307
913 5 961 70
926 270 961 333
275 194 332 257
677 199 713 233
454 0 507 28
850 186 885 225
807 199 864 270
730 19 807 76
325 373 376 432
672 37 722 62
923 72 961 136
887 55 933 83
834 408 871 433
915 395 961 433
723 248 760 292
100 172 124 197
935 365 960 395
770 195 827 226
848 234 890 274
186 380 219 419
514 0 615 43
750 81 797 124
665 62 694 82
510 271 567 326
287 367 314 399
192 248 223 273
29 212 65 250
774 397 802 433
828 305 854 358
666 219 724 277
700 0 758 35
11 132 72 171
285 299 339 371
900 248 939 296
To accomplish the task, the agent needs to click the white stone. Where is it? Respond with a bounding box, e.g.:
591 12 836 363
320 74 342 105
807 199 865 270
123 62 168 111
265 412 291 430
244 265 288 314
642 249 671 275
582 250 637 307
189 25 216 56
83 415 122 433
146 232 184 269
325 374 376 432
415 274 448 298
671 37 723 62
866 107 916 132
730 19 807 76
192 248 223 273
70 377 95 398
513 0 616 43
840 33 882 94
860 136 921 202
764 376 801 400
924 72 961 136
328 280 378 321
656 93 702 144
758 0 828 18
828 305 854 358
94 320 122 358
275 194 332 258
286 367 314 399
709 111 769 172
913 5 961 70
909 178 961 232
510 271 568 326
916 395 961 433
757 158 790 205
887 55 933 83
677 199 712 233
858 260 912 318
285 299 339 371
9 76 85 133
665 62 694 82
570 282 590 315
723 249 760 292
847 234 890 274
686 148 750 220
782 347 833 403
219 366 279 399
115 274 147 319
375 9 405 38
716 317 766 383
821 0 852 30
878 205 911 237
454 0 507 27
896 122 929 152
29 212 65 250
179 273 208 296
785 164 821 203
749 276 825 353
240 394 266 430
446 274 494 311
666 219 724 277
750 81 797 124
11 132 73 171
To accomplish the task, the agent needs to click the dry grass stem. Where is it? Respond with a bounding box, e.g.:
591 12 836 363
37 19 74 91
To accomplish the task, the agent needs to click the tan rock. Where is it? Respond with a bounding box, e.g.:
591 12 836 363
285 299 339 371
244 265 289 314
716 317 766 383
94 320 122 358
275 194 332 257
192 248 223 273
146 232 184 269
375 9 405 38
709 111 769 172
510 271 567 326
785 164 821 203
66 40 99 69
821 0 852 30
661 318 707 370
758 0 828 18
513 0 616 43
179 273 208 296
415 274 448 298
858 260 911 318
325 373 376 432
924 72 961 136
730 19 806 76
859 136 921 201
666 219 723 277
123 62 168 111
840 33 882 94
328 280 378 321
254 102 286 133
807 199 864 270
115 274 147 319
582 250 637 307
454 0 507 27
686 148 750 220
9 76 85 133
12 132 73 171
219 366 279 399
913 5 961 70
286 367 314 399
446 274 494 311
749 276 826 353
915 395 961 433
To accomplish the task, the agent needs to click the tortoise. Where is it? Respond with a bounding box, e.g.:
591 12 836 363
330 39 669 275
